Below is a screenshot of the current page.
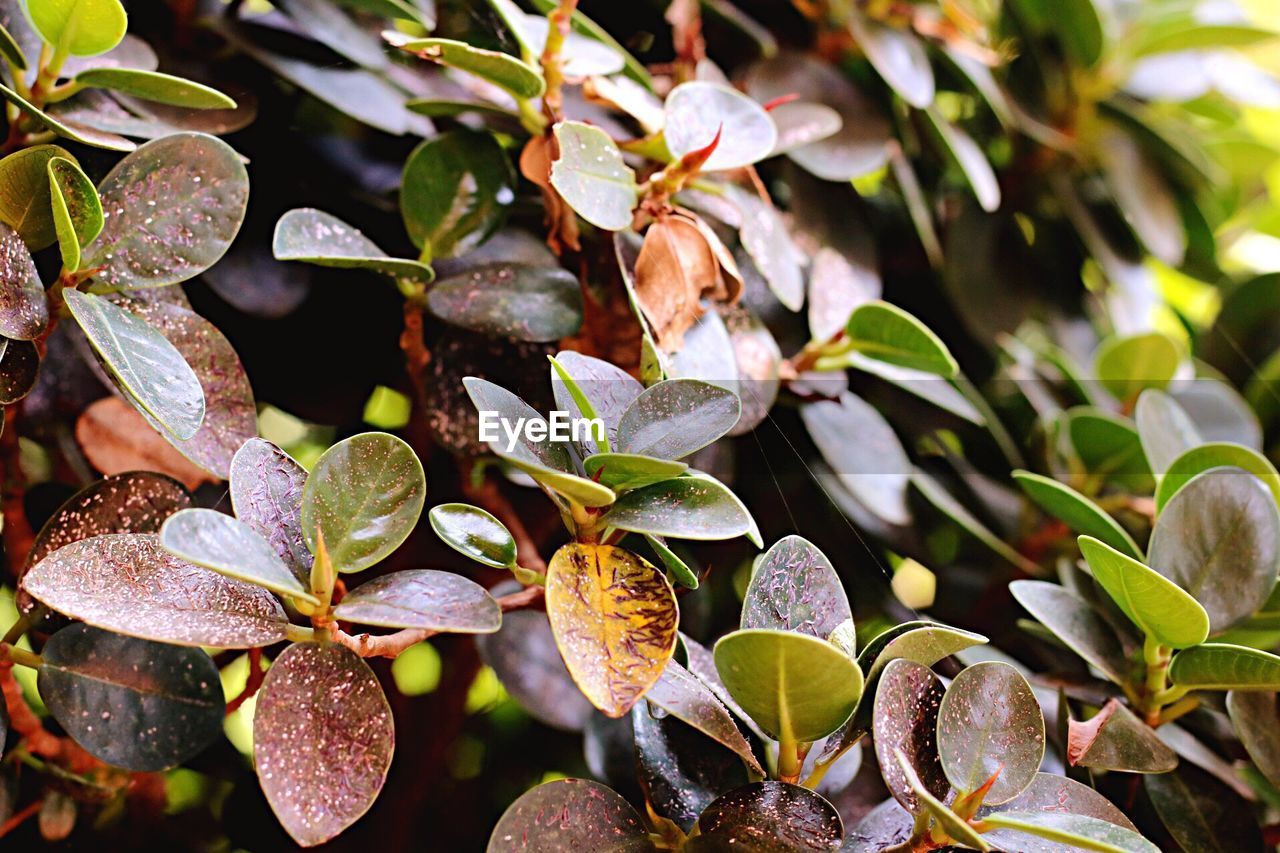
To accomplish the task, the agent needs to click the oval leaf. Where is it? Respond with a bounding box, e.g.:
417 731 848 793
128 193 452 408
801 392 911 525
845 301 957 377
1155 442 1280 512
48 155 102 273
160 508 314 603
693 782 843 851
28 0 126 56
1170 643 1280 690
0 221 47 340
1135 389 1200 475
549 120 637 231
333 569 500 633
873 659 948 815
617 378 741 460
1093 332 1182 403
645 658 764 776
272 208 434 281
229 438 309 584
664 81 777 172
1013 470 1142 560
428 502 516 569
1010 580 1132 687
848 13 934 107
487 779 650 852
427 263 582 342
390 35 545 99
604 476 753 541
742 535 851 641
401 129 515 259
73 68 235 109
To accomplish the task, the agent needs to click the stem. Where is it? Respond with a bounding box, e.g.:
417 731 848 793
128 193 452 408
1140 634 1172 725
225 648 264 715
777 737 802 782
538 0 578 124
1 644 41 669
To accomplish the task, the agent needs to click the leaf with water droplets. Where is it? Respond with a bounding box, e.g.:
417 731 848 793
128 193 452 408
82 133 248 289
617 379 741 461
230 438 309 583
545 543 678 717
0 222 46 340
980 771 1139 831
22 533 289 648
604 476 753 540
427 263 582 342
402 129 516 260
549 120 637 231
48 155 102 273
691 782 843 851
847 799 915 853
64 289 205 441
0 336 36 403
936 661 1044 804
254 642 394 847
160 508 315 603
646 658 764 775
429 502 516 569
272 208 434 281
742 535 851 641
714 628 863 744
38 623 223 771
301 432 426 574
333 569 500 632
982 811 1159 852
487 778 651 852
873 659 948 815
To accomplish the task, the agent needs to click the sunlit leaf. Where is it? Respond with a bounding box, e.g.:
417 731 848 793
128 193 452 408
845 301 958 377
428 502 517 569
28 0 126 56
74 68 235 108
1078 535 1210 649
334 569 500 633
1093 331 1182 402
48 156 101 273
583 453 687 491
981 811 1159 853
549 121 637 231
0 82 134 150
401 129 515 260
605 475 753 540
1155 443 1280 512
0 144 72 249
388 35 545 99
664 81 776 172
847 12 934 108
272 208 434 282
160 508 315 603
1013 470 1142 559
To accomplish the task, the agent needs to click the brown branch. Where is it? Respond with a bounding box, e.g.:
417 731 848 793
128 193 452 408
225 647 264 716
1 662 61 758
329 585 545 659
400 299 431 413
0 798 41 838
1 406 34 584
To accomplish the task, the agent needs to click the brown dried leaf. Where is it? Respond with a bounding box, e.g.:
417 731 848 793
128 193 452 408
76 396 216 491
635 214 724 352
520 134 580 254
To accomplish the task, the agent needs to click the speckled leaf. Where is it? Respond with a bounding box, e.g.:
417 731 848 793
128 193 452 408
691 782 842 851
1135 389 1200 474
664 82 776 172
477 583 594 731
583 453 687 491
254 642 393 847
0 223 46 340
873 659 947 815
22 533 289 648
334 569 500 633
427 263 582 342
549 121 637 231
617 379 740 460
1149 468 1280 632
64 290 204 441
858 621 989 685
39 623 222 771
801 392 911 526
550 350 643 457
937 661 1044 804
0 83 134 151
487 778 652 852
1010 581 1132 687
845 301 957 377
301 432 425 573
545 543 678 717
846 800 915 853
847 13 934 108
1079 535 1211 648
0 144 72 249
1093 332 1182 403
742 535 850 641
124 300 256 478
982 771 1137 829
1227 691 1280 788
605 476 752 540
429 502 516 569
729 185 804 310
645 658 763 775
463 377 615 507
982 811 1158 853
714 628 863 743
25 471 190 571
390 35 545 99
1155 443 1280 511
229 438 309 583
1170 643 1280 689
82 133 249 289
48 156 102 273
1067 698 1176 773
401 130 515 259
1013 470 1142 560
1145 765 1265 853
160 508 314 603
74 68 235 109
28 0 126 56
272 208 434 281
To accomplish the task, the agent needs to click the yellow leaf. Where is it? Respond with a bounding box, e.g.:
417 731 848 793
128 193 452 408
545 543 679 717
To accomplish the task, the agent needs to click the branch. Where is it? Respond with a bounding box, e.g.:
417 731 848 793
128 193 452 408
225 647 264 715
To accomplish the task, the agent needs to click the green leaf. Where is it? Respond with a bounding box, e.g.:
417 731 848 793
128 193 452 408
0 19 26 70
727 184 804 310
742 535 851 641
873 659 948 815
925 107 1000 212
300 432 426 573
847 12 934 108
1094 331 1182 402
229 438 309 584
28 0 127 57
646 659 764 776
663 81 777 171
545 543 677 717
1155 443 1280 512
0 143 72 249
159 508 317 604
981 811 1159 853
645 533 699 589
1145 765 1265 853
64 289 205 441
488 779 651 852
549 121 637 231
83 133 249 288
1078 535 1210 648
21 533 289 648
428 502 517 569
0 222 47 340
334 569 500 633
1170 643 1280 690
1065 408 1154 491
272 208 434 282
692 782 844 851
254 642 393 847
0 82 133 150
1013 470 1142 559
582 453 687 491
427 263 581 342
857 621 989 685
47 155 101 273
713 628 863 743
1067 698 1177 773
39 623 223 772
912 470 1038 573
605 476 753 541
1148 468 1280 632
463 376 616 508
892 749 989 850
549 349 643 457
937 661 1044 804
401 129 515 259
616 379 740 461
389 36 545 99
1010 580 1133 687
802 392 911 526
1135 23 1279 57
845 301 958 377
1134 389 1200 475
1226 691 1280 788
73 68 235 108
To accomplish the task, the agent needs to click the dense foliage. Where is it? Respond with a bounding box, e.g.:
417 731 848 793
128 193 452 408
1 0 1280 849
